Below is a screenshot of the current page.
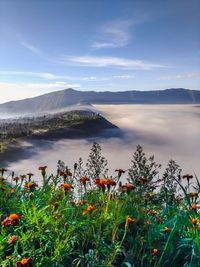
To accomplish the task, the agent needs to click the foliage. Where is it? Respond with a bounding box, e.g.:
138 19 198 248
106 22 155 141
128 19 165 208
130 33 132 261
0 143 200 267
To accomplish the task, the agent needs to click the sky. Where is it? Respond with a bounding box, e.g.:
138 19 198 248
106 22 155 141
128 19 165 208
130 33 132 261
0 0 200 103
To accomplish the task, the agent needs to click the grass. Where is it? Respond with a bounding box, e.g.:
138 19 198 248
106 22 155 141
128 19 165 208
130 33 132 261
0 144 200 266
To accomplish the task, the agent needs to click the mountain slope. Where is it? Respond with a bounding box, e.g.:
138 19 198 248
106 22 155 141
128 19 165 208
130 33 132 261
0 88 200 114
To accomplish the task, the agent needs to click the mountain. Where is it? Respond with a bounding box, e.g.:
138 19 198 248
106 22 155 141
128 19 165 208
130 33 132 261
0 88 200 114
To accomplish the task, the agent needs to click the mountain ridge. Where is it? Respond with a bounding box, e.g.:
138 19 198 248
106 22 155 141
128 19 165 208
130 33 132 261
0 88 200 114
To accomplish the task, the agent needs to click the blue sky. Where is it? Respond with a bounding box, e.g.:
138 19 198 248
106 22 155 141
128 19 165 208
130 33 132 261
0 0 199 103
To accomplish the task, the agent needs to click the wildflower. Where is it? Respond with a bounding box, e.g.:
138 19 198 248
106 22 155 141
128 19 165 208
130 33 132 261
188 192 198 198
52 201 59 212
168 193 175 198
8 235 18 244
2 213 22 227
0 177 6 182
189 203 200 210
13 176 19 182
183 174 193 180
109 193 113 199
141 177 148 183
10 189 15 193
190 216 198 225
115 168 125 174
122 184 136 194
144 193 151 200
69 201 75 206
24 183 38 190
136 179 142 184
125 216 136 228
16 257 31 266
60 183 73 193
27 173 34 182
174 198 181 203
59 171 66 176
163 226 170 232
82 204 94 215
20 175 26 179
0 168 6 175
54 201 59 208
78 200 86 205
146 219 151 225
27 173 34 177
106 178 116 186
38 166 47 171
80 176 90 185
152 249 159 255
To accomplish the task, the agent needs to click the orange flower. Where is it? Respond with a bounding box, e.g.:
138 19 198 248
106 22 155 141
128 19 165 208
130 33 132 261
38 166 47 171
10 189 15 193
13 176 19 182
16 257 31 266
190 216 198 225
106 178 116 186
20 175 26 180
24 183 38 189
125 216 136 227
2 213 22 227
82 204 94 215
163 226 170 232
141 177 148 183
69 201 75 206
8 235 18 244
152 248 158 255
192 203 197 210
60 183 73 193
122 184 136 193
136 179 142 184
188 192 198 198
53 201 59 207
0 177 6 182
80 176 90 183
168 193 175 197
78 200 86 205
27 173 34 177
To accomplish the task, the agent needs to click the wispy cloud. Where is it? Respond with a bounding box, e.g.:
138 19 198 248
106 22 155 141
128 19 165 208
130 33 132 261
20 41 43 57
0 71 71 80
160 73 200 80
64 56 166 70
112 75 134 79
92 19 133 49
0 71 109 82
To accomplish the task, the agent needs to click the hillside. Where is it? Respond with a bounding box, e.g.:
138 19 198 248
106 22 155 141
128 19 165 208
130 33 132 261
0 88 200 114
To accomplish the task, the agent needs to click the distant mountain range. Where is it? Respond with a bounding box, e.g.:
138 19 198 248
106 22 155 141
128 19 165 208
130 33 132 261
0 88 200 114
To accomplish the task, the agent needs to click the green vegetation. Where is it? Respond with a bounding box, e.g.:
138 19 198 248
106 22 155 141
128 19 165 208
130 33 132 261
0 143 200 266
0 110 100 150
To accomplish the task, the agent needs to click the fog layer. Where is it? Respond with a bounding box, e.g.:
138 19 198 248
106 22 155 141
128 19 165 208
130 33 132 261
2 104 200 183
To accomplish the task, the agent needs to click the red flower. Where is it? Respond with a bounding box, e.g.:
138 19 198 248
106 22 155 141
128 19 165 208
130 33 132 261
2 214 22 227
38 166 47 171
24 183 38 189
8 235 18 244
115 169 125 174
16 257 31 266
80 176 90 183
60 184 73 193
106 178 116 186
183 174 193 180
